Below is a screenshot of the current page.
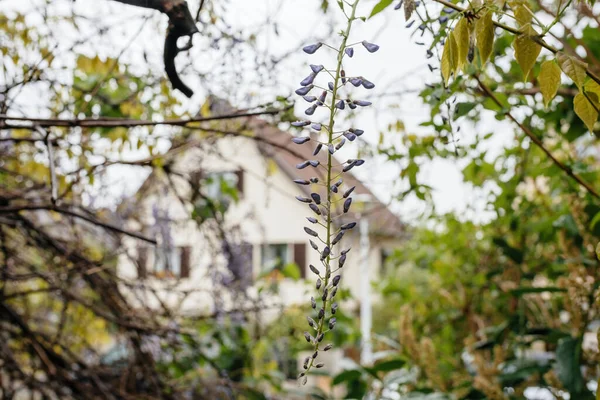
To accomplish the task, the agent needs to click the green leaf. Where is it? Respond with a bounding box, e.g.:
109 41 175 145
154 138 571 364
556 337 586 395
574 92 598 132
441 32 458 86
492 237 523 264
367 358 406 373
557 52 587 89
369 0 394 18
513 28 541 80
475 11 494 65
281 262 301 280
538 60 561 107
333 369 362 385
454 102 477 119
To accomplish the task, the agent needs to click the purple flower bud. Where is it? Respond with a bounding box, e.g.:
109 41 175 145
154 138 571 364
443 7 455 13
328 144 335 154
343 161 357 172
299 372 306 378
321 288 328 301
438 16 449 23
313 143 322 155
324 344 333 351
348 102 357 110
304 331 312 342
311 296 317 308
311 123 322 131
345 47 354 57
309 203 321 215
292 120 311 127
341 248 351 255
312 350 318 359
318 309 324 320
316 278 322 289
303 42 322 54
332 275 341 286
307 316 316 327
320 246 330 260
362 79 375 89
317 91 327 105
331 185 338 193
331 302 338 314
328 317 337 329
307 217 318 224
296 161 310 169
353 100 372 107
317 333 324 342
335 100 345 110
303 95 317 102
305 104 317 115
343 186 355 198
394 0 403 10
341 222 356 230
349 77 362 87
328 82 335 90
343 197 352 213
294 179 310 185
311 193 321 204
304 227 318 237
355 159 365 166
341 70 346 84
310 264 320 275
335 139 346 150
300 73 316 86
316 363 324 368
292 137 310 144
343 131 356 141
418 24 426 31
339 254 346 268
310 177 319 183
331 286 338 298
426 49 433 58
309 160 320 167
310 64 324 73
362 40 380 53
296 196 312 203
350 128 364 136
332 231 344 245
295 85 314 95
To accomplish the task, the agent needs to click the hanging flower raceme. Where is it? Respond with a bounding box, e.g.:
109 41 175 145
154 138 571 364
289 0 376 386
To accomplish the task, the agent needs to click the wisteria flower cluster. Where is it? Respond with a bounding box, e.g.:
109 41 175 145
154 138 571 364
289 0 377 385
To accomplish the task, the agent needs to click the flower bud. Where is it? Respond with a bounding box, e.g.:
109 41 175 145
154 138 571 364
310 264 320 275
353 100 372 107
328 144 335 154
295 85 314 96
303 42 322 54
300 73 316 86
322 288 328 301
349 77 362 87
343 131 356 141
332 231 344 245
304 331 312 342
292 136 310 144
291 120 311 127
315 363 325 368
328 318 337 329
339 253 346 268
303 95 317 102
341 69 346 84
332 275 341 286
351 129 364 136
343 161 357 172
309 203 321 215
328 82 335 90
307 217 318 224
316 278 322 289
310 64 324 73
318 309 324 320
296 196 312 203
311 296 317 309
307 316 316 328
335 100 345 110
309 240 319 250
305 104 317 115
304 227 318 237
310 177 319 183
362 40 380 53
309 160 320 167
311 123 322 131
345 47 354 57
362 79 375 89
296 161 310 169
294 179 310 185
323 344 333 351
313 143 323 155
320 246 330 260
341 222 356 230
343 186 355 198
317 333 324 342
331 302 338 314
311 193 321 204
335 139 346 150
330 286 338 298
312 350 319 359
355 159 365 166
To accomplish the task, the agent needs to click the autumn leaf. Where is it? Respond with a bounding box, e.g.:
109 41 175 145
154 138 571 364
475 11 494 65
538 60 561 108
513 27 541 80
441 32 459 86
454 18 470 70
557 52 587 89
574 92 598 132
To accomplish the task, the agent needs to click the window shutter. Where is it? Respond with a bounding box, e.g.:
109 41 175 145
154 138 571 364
293 243 307 278
137 247 148 279
235 170 244 195
180 246 191 278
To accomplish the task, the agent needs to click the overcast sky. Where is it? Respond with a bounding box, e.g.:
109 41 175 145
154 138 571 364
3 0 517 223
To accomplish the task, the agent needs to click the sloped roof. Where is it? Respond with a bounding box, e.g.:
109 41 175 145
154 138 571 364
239 116 405 238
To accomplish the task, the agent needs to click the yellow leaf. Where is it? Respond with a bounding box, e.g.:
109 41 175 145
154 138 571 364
454 18 470 69
584 80 600 110
510 1 532 27
441 32 459 86
574 92 598 132
475 11 494 65
538 60 561 108
513 27 541 81
557 52 587 89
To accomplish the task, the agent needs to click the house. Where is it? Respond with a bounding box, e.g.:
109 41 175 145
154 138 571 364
116 99 406 321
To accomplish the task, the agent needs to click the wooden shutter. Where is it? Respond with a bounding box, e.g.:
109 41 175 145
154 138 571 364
180 246 191 278
293 243 307 278
235 170 244 195
137 247 148 279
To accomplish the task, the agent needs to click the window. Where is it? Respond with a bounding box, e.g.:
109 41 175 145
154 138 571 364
193 170 244 219
259 243 307 278
137 246 191 279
